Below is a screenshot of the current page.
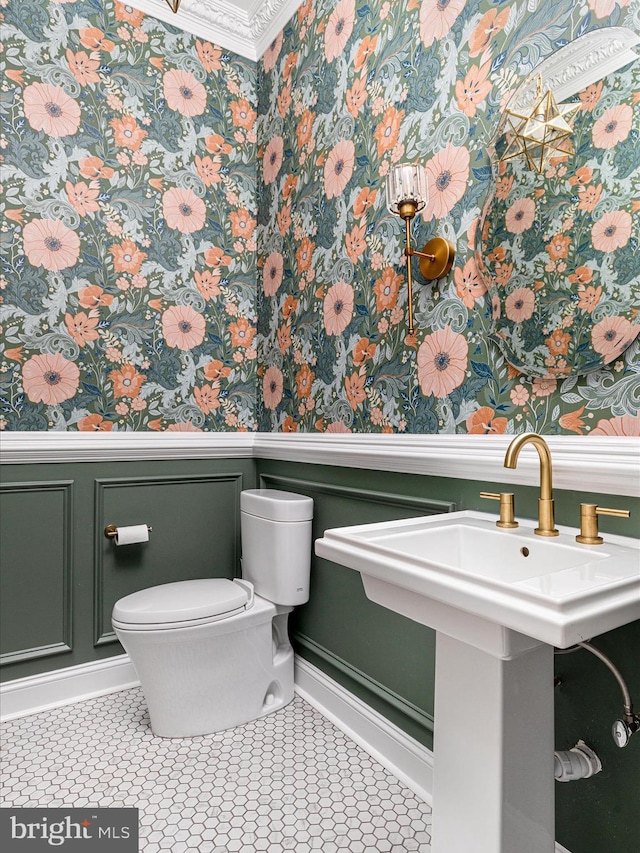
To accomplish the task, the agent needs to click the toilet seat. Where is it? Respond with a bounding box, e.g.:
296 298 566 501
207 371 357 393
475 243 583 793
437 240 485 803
112 578 254 631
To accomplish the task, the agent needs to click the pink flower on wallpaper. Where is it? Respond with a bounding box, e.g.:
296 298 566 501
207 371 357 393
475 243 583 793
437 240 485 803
324 139 355 199
78 156 114 180
468 7 510 57
263 366 284 409
163 69 207 116
23 82 81 137
110 239 147 274
166 422 204 431
505 288 535 322
586 0 631 19
22 353 80 405
454 258 487 309
417 326 468 398
262 32 283 73
230 98 257 130
263 252 284 296
505 197 536 233
324 0 356 62
591 316 635 361
425 142 470 219
326 420 352 433
419 0 465 49
162 305 206 350
66 49 101 86
65 311 100 346
466 406 507 435
263 136 284 184
194 269 221 301
455 63 492 118
110 114 147 150
591 210 632 252
323 280 354 336
579 82 603 112
373 106 404 157
65 181 100 216
109 363 146 397
195 155 222 186
531 377 557 398
23 218 80 270
194 383 221 414
78 414 113 431
78 285 113 309
162 187 207 233
592 104 633 149
590 414 640 436
79 27 115 52
196 40 222 73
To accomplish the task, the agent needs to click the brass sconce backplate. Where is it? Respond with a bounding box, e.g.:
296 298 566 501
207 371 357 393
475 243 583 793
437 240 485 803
418 237 455 280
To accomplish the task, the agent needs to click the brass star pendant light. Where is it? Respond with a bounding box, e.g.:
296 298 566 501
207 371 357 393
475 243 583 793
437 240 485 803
502 78 580 173
164 0 181 12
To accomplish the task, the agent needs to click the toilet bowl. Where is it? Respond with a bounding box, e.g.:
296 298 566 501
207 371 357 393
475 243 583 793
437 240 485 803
111 489 313 737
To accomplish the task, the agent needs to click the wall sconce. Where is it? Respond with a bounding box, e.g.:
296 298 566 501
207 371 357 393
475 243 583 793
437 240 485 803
502 78 579 173
385 163 455 335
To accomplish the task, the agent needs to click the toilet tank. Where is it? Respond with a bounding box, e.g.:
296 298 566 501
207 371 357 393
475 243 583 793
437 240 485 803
240 489 313 606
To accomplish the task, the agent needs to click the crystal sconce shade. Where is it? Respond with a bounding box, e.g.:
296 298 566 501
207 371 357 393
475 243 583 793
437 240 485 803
385 163 429 217
385 163 455 335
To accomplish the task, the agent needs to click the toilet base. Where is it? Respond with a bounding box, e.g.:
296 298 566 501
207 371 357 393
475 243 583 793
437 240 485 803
114 597 293 738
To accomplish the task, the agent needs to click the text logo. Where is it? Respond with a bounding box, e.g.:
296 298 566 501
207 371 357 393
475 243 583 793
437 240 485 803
0 809 138 850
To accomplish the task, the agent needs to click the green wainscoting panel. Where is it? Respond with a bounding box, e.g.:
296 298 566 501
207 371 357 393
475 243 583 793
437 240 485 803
259 467 456 747
257 458 640 853
0 481 73 665
0 458 256 681
95 473 244 644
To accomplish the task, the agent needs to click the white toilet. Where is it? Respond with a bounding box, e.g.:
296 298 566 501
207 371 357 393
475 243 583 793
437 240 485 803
111 489 313 737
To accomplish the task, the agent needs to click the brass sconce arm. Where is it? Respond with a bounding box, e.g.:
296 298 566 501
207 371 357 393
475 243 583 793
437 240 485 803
391 187 455 336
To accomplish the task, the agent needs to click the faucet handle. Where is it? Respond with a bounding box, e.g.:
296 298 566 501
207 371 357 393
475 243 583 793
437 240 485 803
575 504 631 545
480 492 519 529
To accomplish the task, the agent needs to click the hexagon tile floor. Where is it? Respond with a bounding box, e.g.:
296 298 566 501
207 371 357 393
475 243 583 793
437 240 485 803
1 688 432 852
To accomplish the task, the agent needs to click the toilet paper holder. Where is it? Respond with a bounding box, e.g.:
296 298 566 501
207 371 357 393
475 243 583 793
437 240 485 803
104 524 153 539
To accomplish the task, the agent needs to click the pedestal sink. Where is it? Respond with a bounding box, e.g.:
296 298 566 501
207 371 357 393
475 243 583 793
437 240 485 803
315 511 639 853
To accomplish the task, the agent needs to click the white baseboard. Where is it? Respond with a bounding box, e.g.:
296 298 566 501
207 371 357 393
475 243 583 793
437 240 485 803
0 653 573 853
0 655 139 722
294 654 434 804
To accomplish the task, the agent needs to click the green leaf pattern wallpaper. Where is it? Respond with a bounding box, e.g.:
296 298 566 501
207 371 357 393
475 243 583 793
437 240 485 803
1 0 639 436
255 0 640 436
1 0 257 431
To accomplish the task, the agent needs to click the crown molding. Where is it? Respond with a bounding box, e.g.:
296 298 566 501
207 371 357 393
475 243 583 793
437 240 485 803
124 0 303 61
510 26 639 111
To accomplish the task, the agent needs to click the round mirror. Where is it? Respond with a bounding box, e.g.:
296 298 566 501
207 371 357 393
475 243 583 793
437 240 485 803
476 29 640 379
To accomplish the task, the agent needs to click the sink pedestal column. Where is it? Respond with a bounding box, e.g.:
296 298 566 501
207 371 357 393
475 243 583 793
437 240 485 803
432 633 555 853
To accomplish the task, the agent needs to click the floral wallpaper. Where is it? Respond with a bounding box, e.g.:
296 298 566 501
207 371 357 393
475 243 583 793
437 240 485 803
2 0 639 437
479 61 639 379
1 0 257 431
255 0 640 436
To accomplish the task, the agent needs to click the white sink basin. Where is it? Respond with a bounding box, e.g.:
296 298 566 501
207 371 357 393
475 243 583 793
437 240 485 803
315 510 639 649
316 509 639 853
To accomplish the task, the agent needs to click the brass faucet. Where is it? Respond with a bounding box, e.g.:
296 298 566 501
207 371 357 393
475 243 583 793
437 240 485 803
504 433 559 537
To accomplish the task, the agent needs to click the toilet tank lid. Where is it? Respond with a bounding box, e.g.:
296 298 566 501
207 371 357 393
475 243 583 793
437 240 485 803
241 489 313 521
112 579 251 625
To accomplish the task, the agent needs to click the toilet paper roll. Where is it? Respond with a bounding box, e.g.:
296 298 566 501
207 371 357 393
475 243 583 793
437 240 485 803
114 524 149 546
